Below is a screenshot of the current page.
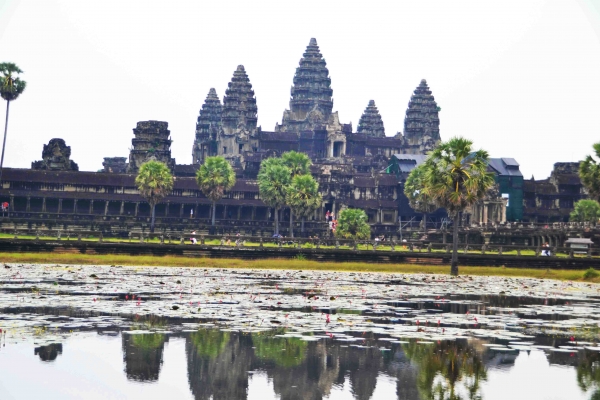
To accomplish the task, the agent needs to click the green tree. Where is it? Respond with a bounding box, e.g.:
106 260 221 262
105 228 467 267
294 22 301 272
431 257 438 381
258 158 291 235
423 137 495 276
570 199 600 223
196 156 236 227
335 208 371 240
580 143 600 202
286 174 322 237
0 63 26 184
135 161 174 233
404 163 438 232
282 151 312 237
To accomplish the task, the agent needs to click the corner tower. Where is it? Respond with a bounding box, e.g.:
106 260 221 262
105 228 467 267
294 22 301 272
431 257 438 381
357 100 385 138
219 65 258 160
193 88 222 165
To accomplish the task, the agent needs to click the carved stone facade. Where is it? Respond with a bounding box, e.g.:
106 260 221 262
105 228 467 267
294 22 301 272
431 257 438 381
357 100 385 138
192 88 222 165
127 121 175 174
31 138 79 171
102 157 127 174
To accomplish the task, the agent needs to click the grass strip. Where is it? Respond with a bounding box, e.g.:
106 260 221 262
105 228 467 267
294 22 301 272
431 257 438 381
0 252 599 283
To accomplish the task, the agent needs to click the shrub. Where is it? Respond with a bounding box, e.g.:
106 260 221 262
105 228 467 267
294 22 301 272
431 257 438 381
583 268 599 280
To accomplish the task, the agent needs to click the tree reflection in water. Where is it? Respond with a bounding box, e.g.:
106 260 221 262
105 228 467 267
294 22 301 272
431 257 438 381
577 350 600 400
401 340 487 400
122 333 168 382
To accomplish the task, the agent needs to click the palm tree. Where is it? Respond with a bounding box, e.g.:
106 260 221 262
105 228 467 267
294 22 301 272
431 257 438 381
258 158 291 235
286 174 322 237
0 63 26 184
135 161 174 233
404 163 438 232
196 156 236 227
423 137 495 276
580 142 600 202
281 151 312 236
335 208 371 240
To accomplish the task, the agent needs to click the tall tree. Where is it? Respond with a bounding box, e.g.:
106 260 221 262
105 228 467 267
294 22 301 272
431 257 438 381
281 151 312 237
580 142 600 202
135 161 174 233
0 63 26 184
286 174 322 237
404 163 438 232
423 137 495 276
335 208 371 240
196 156 236 227
570 199 600 224
258 158 291 235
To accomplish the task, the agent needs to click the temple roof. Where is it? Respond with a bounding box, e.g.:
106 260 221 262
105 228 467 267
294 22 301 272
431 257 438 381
222 65 257 132
403 79 440 142
357 100 385 138
289 38 333 118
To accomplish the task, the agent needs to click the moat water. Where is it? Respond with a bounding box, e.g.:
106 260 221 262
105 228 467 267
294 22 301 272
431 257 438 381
1 264 600 399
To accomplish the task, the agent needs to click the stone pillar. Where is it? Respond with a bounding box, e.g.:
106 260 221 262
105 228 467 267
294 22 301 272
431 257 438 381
223 205 228 219
179 204 184 217
483 203 488 226
104 201 109 216
134 202 139 216
237 206 241 221
251 207 256 220
9 194 14 211
332 201 336 218
58 199 62 214
120 201 125 215
73 199 78 213
89 200 94 214
42 198 46 212
26 196 30 212
165 201 169 216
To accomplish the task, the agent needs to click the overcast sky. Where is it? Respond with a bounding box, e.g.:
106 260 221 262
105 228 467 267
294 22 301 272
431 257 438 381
0 0 599 179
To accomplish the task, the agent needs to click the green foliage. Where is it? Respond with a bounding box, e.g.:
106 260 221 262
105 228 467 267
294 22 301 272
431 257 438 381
423 137 495 215
404 163 438 214
0 62 26 102
258 158 291 210
281 151 311 177
135 161 174 208
335 208 371 240
570 200 600 223
196 156 236 203
583 268 600 280
130 333 166 350
252 331 307 368
580 143 600 202
190 329 230 359
286 174 322 220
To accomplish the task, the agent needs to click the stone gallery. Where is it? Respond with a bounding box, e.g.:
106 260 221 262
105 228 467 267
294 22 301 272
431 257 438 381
0 39 587 237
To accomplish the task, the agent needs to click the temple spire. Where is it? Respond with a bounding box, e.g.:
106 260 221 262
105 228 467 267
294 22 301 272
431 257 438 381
193 88 222 164
222 65 257 135
289 38 333 121
403 79 440 145
357 100 385 138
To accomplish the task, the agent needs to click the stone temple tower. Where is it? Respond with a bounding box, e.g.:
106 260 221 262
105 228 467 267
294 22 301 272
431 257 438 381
403 79 440 150
127 121 175 174
357 100 385 138
218 65 258 161
193 88 222 165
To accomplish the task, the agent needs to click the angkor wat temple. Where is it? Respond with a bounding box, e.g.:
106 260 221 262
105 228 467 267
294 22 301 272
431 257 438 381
0 39 587 236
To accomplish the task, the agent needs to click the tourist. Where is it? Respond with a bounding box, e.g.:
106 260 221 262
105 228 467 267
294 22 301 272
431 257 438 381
190 208 194 219
190 230 197 244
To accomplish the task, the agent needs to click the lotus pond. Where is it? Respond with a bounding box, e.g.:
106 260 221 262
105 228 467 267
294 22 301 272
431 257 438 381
1 263 600 399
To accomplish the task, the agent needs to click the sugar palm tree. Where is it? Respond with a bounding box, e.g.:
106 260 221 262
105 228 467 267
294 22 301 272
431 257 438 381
135 161 174 233
258 158 291 235
579 142 600 202
286 174 322 237
196 156 236 227
282 151 312 237
0 63 26 184
423 137 495 275
404 163 438 232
